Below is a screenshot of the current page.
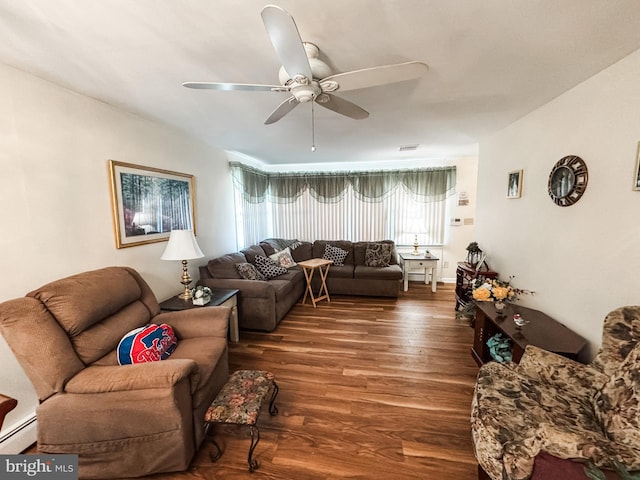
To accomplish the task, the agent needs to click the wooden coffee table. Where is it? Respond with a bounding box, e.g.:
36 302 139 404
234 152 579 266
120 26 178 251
471 301 587 365
297 258 332 307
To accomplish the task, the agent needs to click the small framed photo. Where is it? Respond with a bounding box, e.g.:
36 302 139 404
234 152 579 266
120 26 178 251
507 170 523 198
633 142 640 191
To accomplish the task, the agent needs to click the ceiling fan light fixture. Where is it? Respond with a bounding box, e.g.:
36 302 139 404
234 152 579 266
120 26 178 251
183 6 428 129
291 82 320 103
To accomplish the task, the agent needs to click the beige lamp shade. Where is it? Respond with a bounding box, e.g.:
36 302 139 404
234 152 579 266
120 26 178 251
161 229 204 260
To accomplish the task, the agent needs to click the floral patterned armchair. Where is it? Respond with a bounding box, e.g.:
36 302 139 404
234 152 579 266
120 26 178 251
471 306 640 480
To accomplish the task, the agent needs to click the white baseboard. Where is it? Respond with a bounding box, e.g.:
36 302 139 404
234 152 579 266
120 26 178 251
0 414 37 454
406 273 455 284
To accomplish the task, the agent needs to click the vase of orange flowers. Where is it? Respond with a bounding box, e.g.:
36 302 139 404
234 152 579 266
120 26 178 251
472 276 533 314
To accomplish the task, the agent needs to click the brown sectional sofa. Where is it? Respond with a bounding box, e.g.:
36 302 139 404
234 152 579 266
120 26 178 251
198 239 403 333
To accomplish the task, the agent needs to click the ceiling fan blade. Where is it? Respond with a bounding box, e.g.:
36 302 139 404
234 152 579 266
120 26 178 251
265 96 300 124
317 94 369 120
322 61 428 92
182 82 285 92
261 5 312 80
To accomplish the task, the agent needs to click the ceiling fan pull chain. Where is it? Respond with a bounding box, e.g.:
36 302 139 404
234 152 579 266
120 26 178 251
311 99 316 152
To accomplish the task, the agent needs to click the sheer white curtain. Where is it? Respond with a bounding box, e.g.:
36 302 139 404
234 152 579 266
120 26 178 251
235 183 448 247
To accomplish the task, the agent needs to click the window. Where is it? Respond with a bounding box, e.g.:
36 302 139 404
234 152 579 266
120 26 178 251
230 162 456 248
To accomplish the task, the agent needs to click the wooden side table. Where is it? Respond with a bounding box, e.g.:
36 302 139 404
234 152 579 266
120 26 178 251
399 253 439 292
471 301 587 366
0 394 17 429
297 258 332 307
160 288 240 342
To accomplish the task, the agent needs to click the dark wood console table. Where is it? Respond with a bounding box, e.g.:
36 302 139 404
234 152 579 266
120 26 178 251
471 301 587 366
455 262 498 310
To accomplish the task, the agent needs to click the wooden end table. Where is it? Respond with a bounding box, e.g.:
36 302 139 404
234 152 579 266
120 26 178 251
471 301 587 365
160 288 240 342
297 258 332 307
0 394 17 429
399 253 439 292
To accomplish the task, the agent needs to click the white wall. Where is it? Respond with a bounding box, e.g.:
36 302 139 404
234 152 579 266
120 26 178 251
0 62 237 449
477 48 640 359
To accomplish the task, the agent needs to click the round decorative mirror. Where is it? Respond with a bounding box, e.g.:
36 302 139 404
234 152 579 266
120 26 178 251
548 155 588 206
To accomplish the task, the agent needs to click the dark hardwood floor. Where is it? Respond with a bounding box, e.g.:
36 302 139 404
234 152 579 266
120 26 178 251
25 282 479 479
151 282 479 480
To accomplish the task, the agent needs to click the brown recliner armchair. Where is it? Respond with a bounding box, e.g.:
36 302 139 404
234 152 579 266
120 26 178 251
0 266 229 479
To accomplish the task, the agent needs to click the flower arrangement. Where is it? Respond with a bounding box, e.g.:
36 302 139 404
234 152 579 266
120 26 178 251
472 276 533 303
191 285 213 306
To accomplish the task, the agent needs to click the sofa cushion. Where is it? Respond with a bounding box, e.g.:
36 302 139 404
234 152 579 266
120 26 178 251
325 264 355 279
235 262 266 281
365 243 392 267
593 342 640 447
170 336 228 409
268 279 295 301
354 265 403 280
313 240 354 265
269 247 297 268
322 244 349 266
592 306 640 377
241 245 267 264
354 241 398 266
254 255 288 279
258 241 276 256
207 252 246 279
290 241 313 262
28 267 143 337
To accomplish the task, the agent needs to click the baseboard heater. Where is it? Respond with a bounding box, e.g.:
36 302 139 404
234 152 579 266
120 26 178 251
0 414 37 454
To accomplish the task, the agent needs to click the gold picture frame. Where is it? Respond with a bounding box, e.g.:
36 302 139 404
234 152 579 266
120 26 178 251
507 169 523 199
109 160 196 248
633 142 640 191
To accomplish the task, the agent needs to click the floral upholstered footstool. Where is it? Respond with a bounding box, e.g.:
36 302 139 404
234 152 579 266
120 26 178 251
205 370 279 472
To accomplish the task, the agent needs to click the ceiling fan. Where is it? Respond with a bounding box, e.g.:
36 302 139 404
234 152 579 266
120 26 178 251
183 5 428 125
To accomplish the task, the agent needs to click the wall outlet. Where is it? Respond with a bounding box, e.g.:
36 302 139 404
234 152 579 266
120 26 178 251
443 261 449 268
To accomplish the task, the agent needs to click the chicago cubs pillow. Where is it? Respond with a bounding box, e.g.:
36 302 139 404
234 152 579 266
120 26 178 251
117 323 177 365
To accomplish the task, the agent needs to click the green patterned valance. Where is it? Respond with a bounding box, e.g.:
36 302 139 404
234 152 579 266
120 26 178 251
229 162 456 204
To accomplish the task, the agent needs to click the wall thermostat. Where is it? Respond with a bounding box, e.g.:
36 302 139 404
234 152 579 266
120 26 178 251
450 217 462 226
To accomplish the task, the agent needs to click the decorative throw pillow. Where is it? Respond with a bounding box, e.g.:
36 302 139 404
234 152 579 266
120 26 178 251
269 247 297 268
254 254 288 279
235 262 266 281
365 243 392 267
117 323 177 365
323 244 349 266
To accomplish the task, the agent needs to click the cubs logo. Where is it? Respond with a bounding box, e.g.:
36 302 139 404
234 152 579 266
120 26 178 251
117 323 177 365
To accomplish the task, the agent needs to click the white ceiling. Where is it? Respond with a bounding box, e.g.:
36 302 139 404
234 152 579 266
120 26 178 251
1 0 640 166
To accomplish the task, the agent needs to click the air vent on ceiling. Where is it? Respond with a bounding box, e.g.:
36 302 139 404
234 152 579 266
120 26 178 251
399 144 419 152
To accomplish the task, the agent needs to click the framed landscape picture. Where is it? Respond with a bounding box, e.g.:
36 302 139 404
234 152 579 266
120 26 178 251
507 170 523 198
109 160 196 248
